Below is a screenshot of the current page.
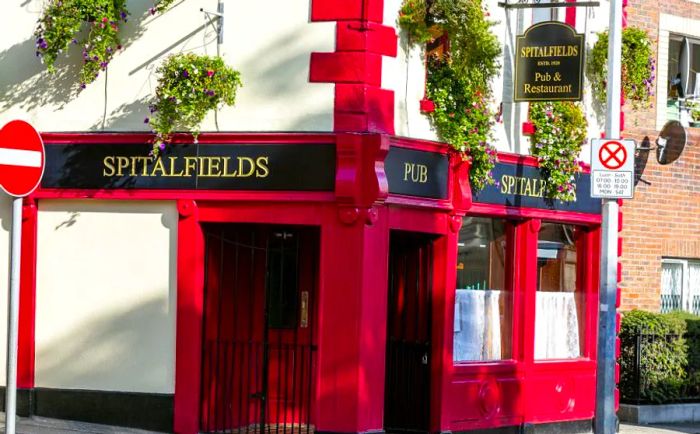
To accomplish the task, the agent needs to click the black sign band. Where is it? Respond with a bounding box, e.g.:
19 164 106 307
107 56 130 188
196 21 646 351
472 162 602 214
385 146 449 199
41 143 336 191
514 21 585 102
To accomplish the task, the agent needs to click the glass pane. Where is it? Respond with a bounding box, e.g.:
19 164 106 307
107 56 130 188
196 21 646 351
453 217 511 362
660 262 683 313
689 262 700 315
267 231 299 329
535 223 583 360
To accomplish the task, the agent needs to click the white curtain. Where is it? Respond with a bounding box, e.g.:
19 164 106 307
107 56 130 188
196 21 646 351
453 289 502 362
534 292 581 359
662 263 683 296
688 263 700 312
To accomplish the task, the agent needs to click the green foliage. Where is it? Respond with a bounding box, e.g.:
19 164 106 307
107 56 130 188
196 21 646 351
588 27 655 108
149 0 176 15
427 57 497 190
529 101 587 202
398 0 502 190
147 53 242 155
398 0 431 43
34 0 129 87
619 310 689 404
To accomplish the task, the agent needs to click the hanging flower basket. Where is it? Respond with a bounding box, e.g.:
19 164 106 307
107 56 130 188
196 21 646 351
529 101 588 202
146 53 242 155
398 0 502 191
588 27 656 108
34 0 129 88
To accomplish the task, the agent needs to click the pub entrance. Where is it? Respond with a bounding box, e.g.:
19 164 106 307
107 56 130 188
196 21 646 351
384 231 435 434
200 224 318 434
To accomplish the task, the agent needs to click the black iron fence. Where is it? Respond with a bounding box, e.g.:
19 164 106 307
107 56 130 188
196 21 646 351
620 330 700 404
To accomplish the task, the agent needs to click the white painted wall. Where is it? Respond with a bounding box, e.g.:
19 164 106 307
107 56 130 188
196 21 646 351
0 0 335 132
0 195 11 387
382 0 609 161
35 200 177 393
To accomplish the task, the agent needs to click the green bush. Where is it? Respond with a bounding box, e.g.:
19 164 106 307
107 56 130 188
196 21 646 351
619 310 688 403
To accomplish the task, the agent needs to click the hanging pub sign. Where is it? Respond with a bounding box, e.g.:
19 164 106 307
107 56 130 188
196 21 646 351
514 21 585 102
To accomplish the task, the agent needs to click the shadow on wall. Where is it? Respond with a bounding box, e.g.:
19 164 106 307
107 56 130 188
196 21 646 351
36 200 178 393
0 0 152 115
36 294 175 393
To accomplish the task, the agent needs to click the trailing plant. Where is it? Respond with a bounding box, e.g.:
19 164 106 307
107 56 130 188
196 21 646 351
146 53 242 155
34 0 129 88
398 0 502 190
149 0 176 15
588 27 655 108
427 57 498 191
529 101 587 202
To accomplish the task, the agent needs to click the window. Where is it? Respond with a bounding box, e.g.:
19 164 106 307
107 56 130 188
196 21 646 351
534 223 584 359
661 258 700 314
266 231 299 329
666 35 700 126
453 217 512 362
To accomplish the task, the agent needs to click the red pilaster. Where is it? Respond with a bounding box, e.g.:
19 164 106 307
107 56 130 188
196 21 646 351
310 0 398 134
18 197 38 389
173 200 205 434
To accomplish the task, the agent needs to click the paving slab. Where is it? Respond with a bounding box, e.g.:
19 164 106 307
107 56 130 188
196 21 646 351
0 413 162 434
620 423 700 434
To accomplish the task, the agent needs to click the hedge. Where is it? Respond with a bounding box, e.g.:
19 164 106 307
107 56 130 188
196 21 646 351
619 309 700 404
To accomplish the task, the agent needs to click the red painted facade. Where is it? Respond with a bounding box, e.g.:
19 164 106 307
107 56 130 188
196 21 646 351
18 131 603 434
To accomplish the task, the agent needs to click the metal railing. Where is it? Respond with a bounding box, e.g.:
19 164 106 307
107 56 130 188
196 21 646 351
620 330 700 405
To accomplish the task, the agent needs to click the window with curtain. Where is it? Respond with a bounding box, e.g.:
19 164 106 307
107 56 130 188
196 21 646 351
666 35 700 126
453 217 511 362
660 258 700 314
534 223 584 360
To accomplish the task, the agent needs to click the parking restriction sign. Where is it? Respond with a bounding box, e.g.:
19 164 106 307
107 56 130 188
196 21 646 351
590 138 635 199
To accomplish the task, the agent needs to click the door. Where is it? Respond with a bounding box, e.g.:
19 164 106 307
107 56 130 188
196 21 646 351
200 224 318 434
384 232 434 434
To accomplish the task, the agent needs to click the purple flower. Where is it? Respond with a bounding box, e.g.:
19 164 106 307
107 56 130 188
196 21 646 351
144 117 150 124
149 105 157 113
206 90 216 96
159 142 166 151
100 61 108 69
149 7 156 15
182 70 189 78
80 83 86 89
121 11 127 19
71 38 78 45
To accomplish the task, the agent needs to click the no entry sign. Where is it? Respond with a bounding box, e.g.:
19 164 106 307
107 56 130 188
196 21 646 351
0 120 45 197
590 138 635 199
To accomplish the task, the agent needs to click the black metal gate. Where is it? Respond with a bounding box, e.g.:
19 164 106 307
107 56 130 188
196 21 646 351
384 232 433 434
200 224 317 434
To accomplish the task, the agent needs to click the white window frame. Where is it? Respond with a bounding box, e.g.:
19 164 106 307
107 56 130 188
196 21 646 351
661 258 700 313
656 14 700 130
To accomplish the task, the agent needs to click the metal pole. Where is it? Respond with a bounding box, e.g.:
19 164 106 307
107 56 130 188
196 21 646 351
595 0 623 430
5 198 21 434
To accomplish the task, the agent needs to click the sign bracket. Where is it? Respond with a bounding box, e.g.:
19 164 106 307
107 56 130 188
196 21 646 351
498 1 599 8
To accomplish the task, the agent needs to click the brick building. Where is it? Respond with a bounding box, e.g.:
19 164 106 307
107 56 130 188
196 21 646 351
620 1 700 313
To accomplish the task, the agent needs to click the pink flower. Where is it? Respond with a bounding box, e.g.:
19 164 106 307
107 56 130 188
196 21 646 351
207 70 215 77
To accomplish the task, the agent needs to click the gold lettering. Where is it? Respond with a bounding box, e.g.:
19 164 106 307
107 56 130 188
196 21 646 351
418 165 428 183
103 156 116 176
115 156 130 177
256 157 270 178
184 157 198 177
404 162 412 181
197 157 208 177
139 157 151 176
168 157 184 177
500 175 508 194
237 157 256 177
222 157 237 177
205 157 222 177
129 156 139 176
524 178 532 196
151 157 167 176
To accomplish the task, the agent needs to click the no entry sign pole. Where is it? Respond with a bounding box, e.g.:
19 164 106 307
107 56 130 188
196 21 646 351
5 199 21 434
0 120 45 434
595 0 623 430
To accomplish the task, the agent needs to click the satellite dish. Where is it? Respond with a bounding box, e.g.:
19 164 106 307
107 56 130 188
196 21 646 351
656 120 687 165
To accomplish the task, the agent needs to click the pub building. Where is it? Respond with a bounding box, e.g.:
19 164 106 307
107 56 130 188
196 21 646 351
0 0 611 433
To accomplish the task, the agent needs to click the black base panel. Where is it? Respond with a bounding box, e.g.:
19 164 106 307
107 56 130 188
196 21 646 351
33 388 173 433
0 388 35 417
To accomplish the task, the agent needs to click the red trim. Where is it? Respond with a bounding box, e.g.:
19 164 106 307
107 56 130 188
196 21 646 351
469 203 602 225
310 0 397 134
565 0 577 27
173 200 205 434
18 198 37 389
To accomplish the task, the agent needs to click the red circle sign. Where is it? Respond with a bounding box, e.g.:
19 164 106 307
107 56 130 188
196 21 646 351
0 120 45 197
598 141 627 170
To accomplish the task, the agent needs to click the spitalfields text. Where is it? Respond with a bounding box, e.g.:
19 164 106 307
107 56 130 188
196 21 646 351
102 155 270 178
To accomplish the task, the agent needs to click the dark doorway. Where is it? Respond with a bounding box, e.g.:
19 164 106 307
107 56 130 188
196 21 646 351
200 224 318 434
384 231 434 434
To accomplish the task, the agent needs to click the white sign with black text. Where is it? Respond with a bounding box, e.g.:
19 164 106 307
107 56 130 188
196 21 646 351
590 138 635 199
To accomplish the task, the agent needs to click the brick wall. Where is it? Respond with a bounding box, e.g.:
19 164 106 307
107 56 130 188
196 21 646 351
620 0 700 311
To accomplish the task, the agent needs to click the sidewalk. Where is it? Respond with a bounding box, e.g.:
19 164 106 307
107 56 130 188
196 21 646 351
620 422 700 434
0 413 161 434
